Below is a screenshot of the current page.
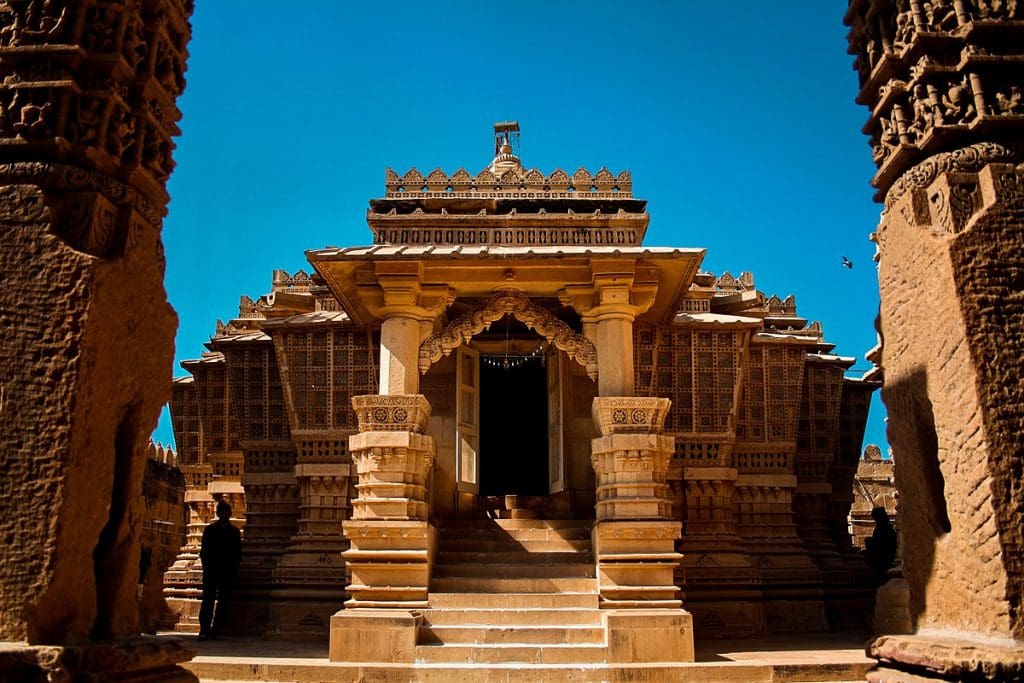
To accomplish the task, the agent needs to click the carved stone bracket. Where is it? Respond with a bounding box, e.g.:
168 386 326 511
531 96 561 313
418 288 598 378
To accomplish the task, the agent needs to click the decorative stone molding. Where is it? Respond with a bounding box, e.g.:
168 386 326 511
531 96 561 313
351 394 431 434
385 166 632 198
418 288 598 379
884 142 1017 210
592 396 670 436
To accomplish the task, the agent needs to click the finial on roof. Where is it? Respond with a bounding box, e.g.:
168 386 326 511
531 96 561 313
490 120 522 175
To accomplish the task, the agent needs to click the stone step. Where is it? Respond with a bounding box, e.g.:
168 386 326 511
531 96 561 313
441 519 593 530
436 550 594 565
430 577 597 594
423 607 603 626
437 527 593 543
420 624 606 645
437 538 592 553
432 562 595 579
415 642 608 664
428 592 599 609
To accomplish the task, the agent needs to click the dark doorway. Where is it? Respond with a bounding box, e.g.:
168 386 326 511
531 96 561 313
479 358 548 495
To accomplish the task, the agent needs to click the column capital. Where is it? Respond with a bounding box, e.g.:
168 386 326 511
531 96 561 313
558 259 657 324
361 263 453 324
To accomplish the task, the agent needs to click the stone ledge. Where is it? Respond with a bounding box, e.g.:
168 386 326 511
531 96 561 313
869 633 1024 681
0 636 196 682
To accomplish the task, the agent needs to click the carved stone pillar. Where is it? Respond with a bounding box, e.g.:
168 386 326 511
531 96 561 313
848 1 1024 676
589 396 694 663
0 1 194 679
269 437 351 640
329 394 436 663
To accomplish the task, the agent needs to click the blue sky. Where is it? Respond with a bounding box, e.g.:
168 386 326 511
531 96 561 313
153 2 888 451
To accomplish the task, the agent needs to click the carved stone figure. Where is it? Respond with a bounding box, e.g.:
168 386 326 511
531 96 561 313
941 78 976 124
847 2 1024 680
995 85 1023 115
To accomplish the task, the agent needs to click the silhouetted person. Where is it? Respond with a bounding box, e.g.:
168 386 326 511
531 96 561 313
864 506 897 586
198 500 241 640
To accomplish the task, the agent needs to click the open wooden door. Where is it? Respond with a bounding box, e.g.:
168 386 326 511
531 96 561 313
547 346 565 494
456 345 480 495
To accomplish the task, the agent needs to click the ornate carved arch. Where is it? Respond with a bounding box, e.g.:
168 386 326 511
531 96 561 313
418 289 598 379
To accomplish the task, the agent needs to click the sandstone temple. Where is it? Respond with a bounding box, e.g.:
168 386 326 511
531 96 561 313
163 122 881 666
3 1 1024 681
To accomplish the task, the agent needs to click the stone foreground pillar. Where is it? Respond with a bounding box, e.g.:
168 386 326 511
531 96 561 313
846 0 1024 678
0 1 195 680
329 395 436 663
590 396 694 663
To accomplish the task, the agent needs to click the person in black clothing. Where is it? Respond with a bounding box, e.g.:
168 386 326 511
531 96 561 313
864 505 898 586
198 500 241 640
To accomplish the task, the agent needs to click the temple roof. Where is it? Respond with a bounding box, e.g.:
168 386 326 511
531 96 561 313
309 244 701 261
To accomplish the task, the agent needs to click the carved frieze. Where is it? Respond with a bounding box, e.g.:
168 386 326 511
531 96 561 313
418 288 598 379
0 0 192 207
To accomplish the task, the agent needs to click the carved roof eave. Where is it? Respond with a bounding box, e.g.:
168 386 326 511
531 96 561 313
207 331 273 346
305 251 371 326
259 310 353 329
672 312 762 328
307 245 705 326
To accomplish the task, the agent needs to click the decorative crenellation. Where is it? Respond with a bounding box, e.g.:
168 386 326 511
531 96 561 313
146 440 178 468
419 288 598 379
384 166 633 198
714 271 756 292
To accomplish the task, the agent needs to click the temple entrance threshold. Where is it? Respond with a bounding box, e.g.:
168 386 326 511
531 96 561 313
479 356 548 497
184 632 875 681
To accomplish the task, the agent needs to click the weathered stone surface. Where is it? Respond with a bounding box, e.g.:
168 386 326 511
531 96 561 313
847 3 1024 679
0 3 195 681
0 636 196 683
869 633 1024 682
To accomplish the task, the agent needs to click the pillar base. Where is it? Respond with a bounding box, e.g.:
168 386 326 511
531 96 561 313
341 520 436 608
593 520 681 608
867 633 1024 682
329 609 422 663
603 609 695 663
0 636 196 682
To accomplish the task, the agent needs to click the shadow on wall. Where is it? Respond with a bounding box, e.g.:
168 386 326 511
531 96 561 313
882 366 951 632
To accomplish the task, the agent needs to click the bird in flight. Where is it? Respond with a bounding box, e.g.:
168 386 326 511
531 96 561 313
841 256 854 269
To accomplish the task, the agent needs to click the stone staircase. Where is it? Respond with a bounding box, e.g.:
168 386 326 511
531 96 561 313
416 518 607 663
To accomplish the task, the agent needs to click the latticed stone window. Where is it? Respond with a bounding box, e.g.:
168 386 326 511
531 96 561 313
279 326 379 430
222 343 290 442
190 360 240 453
737 343 805 444
634 324 744 433
169 380 202 466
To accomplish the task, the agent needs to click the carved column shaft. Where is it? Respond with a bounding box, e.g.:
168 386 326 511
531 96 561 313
0 8 193 682
379 315 422 395
590 397 681 608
